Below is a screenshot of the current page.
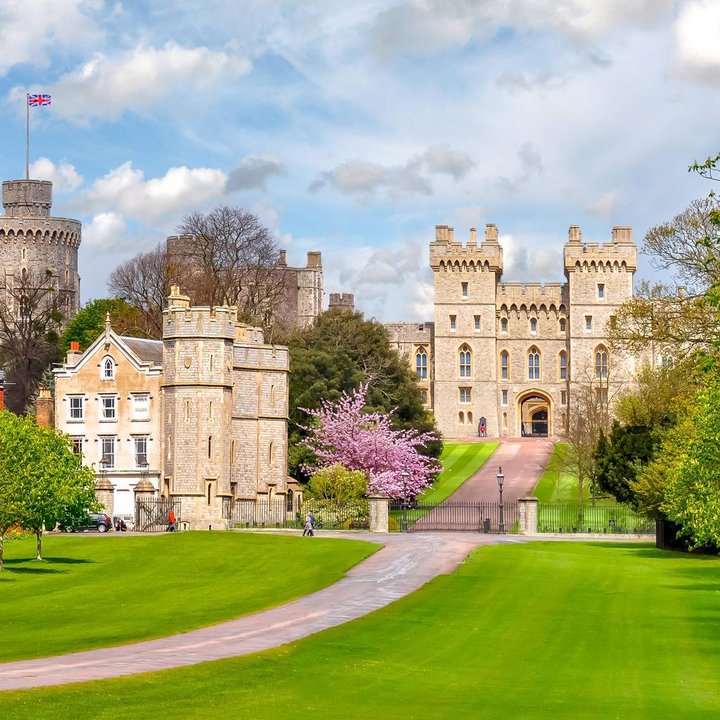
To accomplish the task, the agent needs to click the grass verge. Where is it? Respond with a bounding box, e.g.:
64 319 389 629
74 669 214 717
0 532 376 662
532 442 581 502
3 542 719 719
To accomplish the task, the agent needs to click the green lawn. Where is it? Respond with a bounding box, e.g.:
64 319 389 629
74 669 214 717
4 541 719 719
419 441 498 504
0 532 376 662
532 442 582 502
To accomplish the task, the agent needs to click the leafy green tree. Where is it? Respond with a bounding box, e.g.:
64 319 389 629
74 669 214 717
0 411 97 567
306 465 368 502
60 298 147 353
283 309 441 480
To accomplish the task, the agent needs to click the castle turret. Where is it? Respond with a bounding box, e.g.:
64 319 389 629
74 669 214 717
0 179 81 320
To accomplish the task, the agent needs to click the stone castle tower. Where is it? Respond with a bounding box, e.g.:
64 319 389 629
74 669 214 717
428 223 637 438
0 179 81 319
161 287 290 529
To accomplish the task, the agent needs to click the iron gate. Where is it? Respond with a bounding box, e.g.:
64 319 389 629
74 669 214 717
135 498 182 532
390 500 519 533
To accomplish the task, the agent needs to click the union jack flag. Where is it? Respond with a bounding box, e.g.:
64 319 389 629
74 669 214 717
28 94 51 107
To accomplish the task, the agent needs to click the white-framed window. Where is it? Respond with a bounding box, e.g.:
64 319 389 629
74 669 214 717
501 389 508 406
597 283 605 300
450 315 457 332
68 396 84 421
71 436 84 458
559 351 568 380
416 348 428 379
530 317 537 335
459 387 471 404
134 436 149 469
100 395 117 421
501 317 508 334
461 282 468 298
101 356 115 380
528 347 541 380
131 394 150 421
100 437 115 469
474 315 481 332
500 350 509 380
459 344 472 378
585 315 592 331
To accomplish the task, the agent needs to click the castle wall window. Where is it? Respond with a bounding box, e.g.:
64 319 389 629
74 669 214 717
461 282 468 298
208 436 213 459
467 411 473 424
501 389 508 406
416 348 428 379
595 347 608 379
585 315 592 331
500 350 509 380
69 396 84 421
598 283 605 300
100 437 115 469
559 318 566 333
100 395 117 421
474 315 481 332
420 389 428 404
459 345 472 378
269 442 275 464
559 351 568 380
596 387 608 404
528 348 540 380
501 318 508 334
101 357 115 380
561 390 567 405
459 411 465 423
459 387 471 403
131 394 150 421
450 315 457 332
134 436 149 469
530 318 537 335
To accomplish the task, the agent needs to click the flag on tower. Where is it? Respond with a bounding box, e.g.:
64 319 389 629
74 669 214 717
28 94 51 107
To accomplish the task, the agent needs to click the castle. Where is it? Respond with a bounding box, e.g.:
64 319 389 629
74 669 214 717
388 223 638 439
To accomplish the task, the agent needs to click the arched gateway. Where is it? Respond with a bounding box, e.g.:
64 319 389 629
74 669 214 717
518 391 552 437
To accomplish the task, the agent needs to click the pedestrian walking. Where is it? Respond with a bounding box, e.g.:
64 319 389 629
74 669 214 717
302 513 314 537
167 509 177 532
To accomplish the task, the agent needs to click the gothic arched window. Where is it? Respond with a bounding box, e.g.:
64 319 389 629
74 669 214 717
459 344 472 378
528 347 541 381
500 350 509 380
102 356 115 380
559 351 568 380
595 346 609 379
416 347 428 380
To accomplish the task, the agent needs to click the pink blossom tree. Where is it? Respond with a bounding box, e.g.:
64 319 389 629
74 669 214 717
301 384 441 499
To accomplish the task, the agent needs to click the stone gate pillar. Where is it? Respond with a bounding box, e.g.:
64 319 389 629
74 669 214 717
518 497 538 535
368 495 389 533
94 477 115 518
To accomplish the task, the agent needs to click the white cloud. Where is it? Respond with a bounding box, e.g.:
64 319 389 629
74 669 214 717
48 42 251 120
29 158 83 192
83 211 127 249
78 162 228 223
0 0 103 76
673 0 720 82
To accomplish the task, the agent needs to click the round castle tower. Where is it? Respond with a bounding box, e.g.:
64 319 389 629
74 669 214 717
0 179 81 319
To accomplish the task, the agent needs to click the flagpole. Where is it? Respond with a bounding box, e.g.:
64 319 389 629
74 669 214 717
25 93 29 180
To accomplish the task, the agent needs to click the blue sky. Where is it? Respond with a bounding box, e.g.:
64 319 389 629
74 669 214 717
2 0 719 321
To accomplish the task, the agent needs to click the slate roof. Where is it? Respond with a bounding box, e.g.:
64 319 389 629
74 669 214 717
119 336 163 367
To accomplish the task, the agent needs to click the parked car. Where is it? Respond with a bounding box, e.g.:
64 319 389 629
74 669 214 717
60 512 113 533
113 516 127 532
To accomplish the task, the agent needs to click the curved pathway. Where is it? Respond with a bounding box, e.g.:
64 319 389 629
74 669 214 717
0 532 527 691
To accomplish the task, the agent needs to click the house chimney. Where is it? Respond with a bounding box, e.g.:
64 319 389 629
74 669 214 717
36 387 55 428
67 340 83 365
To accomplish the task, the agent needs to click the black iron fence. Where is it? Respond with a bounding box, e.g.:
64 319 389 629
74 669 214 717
389 500 519 533
537 502 654 534
135 499 182 532
223 498 370 531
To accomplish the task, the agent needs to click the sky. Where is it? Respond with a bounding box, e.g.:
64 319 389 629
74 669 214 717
1 0 719 322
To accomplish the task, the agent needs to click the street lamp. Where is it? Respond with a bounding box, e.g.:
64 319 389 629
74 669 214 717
401 470 410 533
496 466 505 534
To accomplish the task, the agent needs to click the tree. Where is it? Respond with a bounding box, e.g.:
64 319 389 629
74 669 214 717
301 385 440 499
0 411 97 566
107 243 169 339
60 298 148 352
0 268 67 414
173 206 286 327
284 309 441 480
307 465 368 502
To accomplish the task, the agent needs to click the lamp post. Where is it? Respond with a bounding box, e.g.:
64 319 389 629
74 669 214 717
496 466 505 534
401 470 410 533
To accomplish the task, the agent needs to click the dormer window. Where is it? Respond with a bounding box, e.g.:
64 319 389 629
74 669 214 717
102 357 115 380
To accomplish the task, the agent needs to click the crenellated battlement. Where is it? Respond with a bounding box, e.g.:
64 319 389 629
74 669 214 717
430 224 503 272
563 225 637 273
0 222 82 248
2 180 52 217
